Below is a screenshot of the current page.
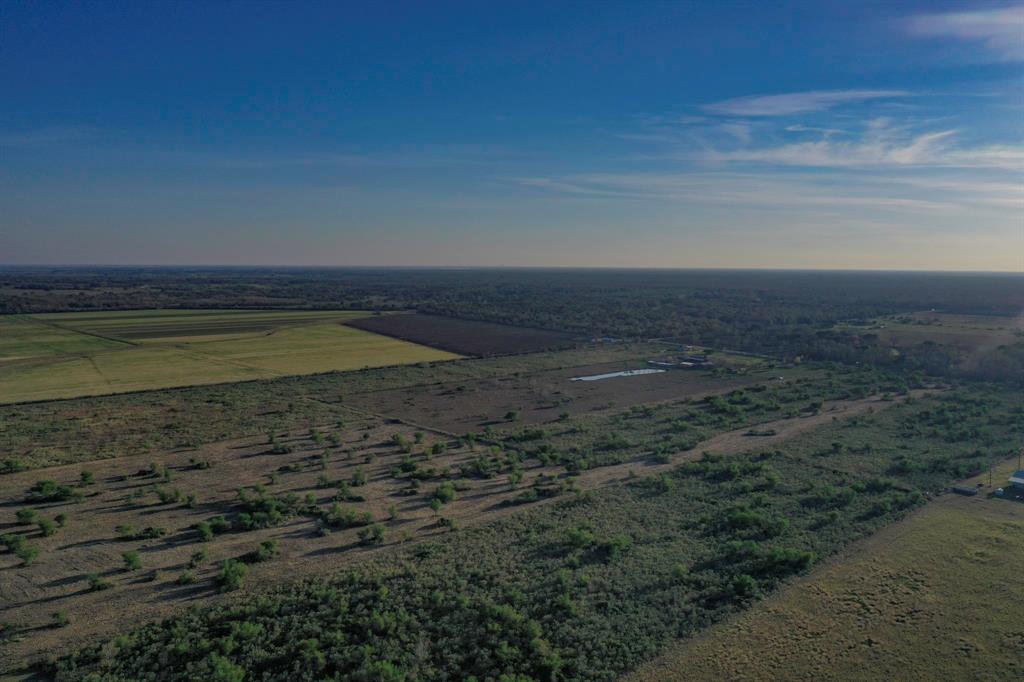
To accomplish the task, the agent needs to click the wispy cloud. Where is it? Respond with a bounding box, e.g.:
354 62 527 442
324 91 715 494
703 90 907 117
907 4 1024 61
0 126 97 147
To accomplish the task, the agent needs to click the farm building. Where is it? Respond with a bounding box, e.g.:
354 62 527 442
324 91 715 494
1009 470 1024 491
647 354 713 370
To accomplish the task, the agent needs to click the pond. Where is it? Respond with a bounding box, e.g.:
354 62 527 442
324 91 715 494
569 368 666 382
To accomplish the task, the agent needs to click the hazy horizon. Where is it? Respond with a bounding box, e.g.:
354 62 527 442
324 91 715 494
2 2 1022 271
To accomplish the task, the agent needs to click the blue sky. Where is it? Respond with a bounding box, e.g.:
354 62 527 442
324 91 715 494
1 1 1021 269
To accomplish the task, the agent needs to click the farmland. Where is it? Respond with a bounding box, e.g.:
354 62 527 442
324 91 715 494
346 312 577 356
0 311 459 403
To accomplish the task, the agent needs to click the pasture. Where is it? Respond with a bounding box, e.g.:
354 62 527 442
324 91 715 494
628 465 1024 681
0 310 459 403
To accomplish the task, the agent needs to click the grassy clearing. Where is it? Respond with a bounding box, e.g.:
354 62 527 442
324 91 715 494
0 311 458 404
628 480 1024 681
0 315 124 362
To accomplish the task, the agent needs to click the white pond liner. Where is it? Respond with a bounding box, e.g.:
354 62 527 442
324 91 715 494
569 368 666 382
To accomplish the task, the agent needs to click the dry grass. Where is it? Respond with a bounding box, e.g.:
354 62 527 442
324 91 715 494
627 460 1024 682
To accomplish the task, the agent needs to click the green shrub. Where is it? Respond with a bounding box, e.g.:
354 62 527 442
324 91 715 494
15 544 39 566
357 524 386 546
433 481 456 504
25 480 81 503
15 508 38 525
87 573 111 591
122 551 142 571
215 559 248 592
243 540 278 563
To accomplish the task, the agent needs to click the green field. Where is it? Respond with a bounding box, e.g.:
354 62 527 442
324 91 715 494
0 310 459 403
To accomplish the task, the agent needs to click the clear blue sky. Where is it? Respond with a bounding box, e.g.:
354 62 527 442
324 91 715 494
2 1 1021 269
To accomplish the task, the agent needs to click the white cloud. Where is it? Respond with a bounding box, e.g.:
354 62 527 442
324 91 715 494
907 4 1024 61
703 90 907 117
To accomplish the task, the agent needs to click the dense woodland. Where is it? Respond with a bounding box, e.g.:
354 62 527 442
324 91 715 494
2 267 1022 382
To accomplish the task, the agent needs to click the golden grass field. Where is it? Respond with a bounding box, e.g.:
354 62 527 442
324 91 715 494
0 311 459 403
628 460 1024 682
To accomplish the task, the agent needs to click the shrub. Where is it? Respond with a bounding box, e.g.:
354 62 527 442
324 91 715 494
177 570 196 585
16 508 38 525
38 518 57 537
209 516 231 534
87 573 112 591
52 611 69 628
195 521 214 542
215 559 248 592
243 540 279 563
25 480 81 503
115 524 136 540
1 533 27 552
15 544 39 566
153 487 183 504
79 471 95 486
122 551 142 571
189 546 209 568
357 524 386 546
54 513 68 528
351 467 368 487
433 481 457 504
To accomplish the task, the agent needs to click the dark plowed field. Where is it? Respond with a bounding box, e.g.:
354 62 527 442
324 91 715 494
346 313 576 356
